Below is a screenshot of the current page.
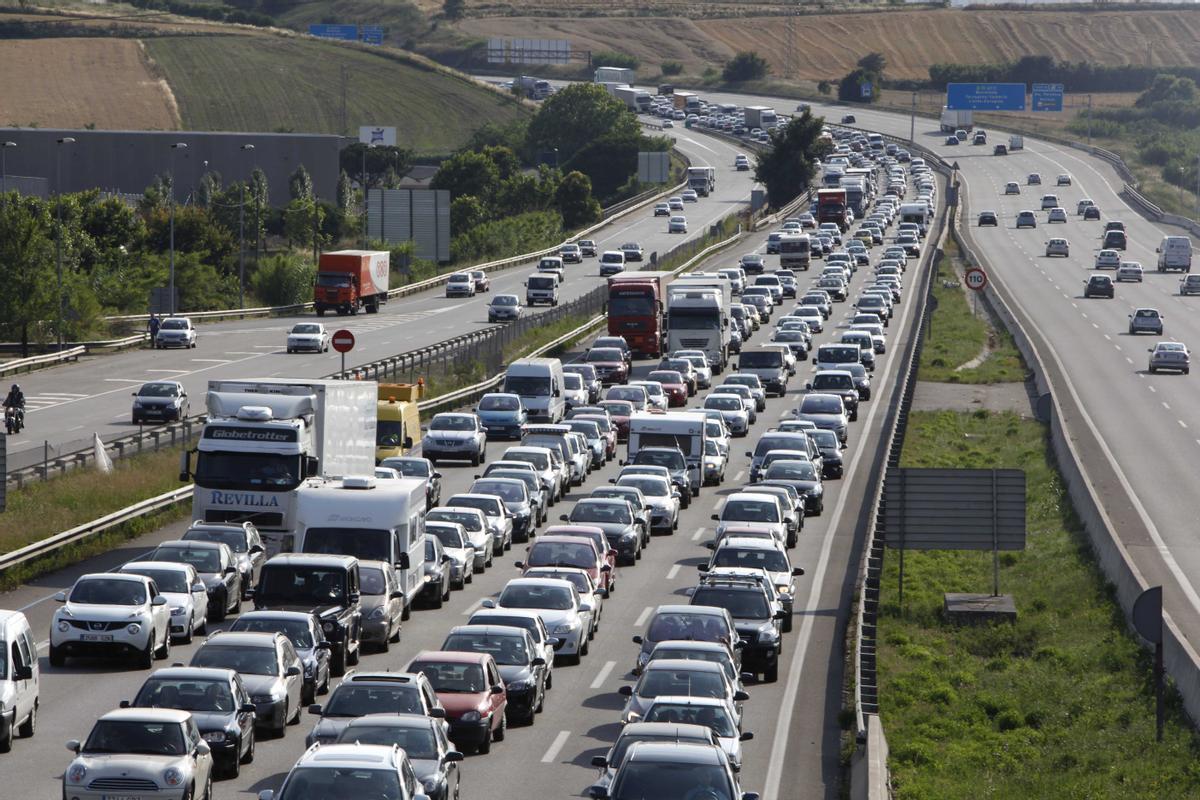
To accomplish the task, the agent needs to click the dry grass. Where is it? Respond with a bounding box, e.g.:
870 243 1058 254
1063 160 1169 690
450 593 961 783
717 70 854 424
0 37 179 130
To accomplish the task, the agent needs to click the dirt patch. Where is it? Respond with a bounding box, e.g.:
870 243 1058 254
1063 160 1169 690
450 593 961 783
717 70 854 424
912 380 1035 418
0 38 179 129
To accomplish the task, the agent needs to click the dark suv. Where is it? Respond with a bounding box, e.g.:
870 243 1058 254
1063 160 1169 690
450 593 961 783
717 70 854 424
1084 274 1114 299
252 554 362 676
806 370 860 421
689 575 785 682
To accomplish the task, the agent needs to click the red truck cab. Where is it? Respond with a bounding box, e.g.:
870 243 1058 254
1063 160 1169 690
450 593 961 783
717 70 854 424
314 250 390 316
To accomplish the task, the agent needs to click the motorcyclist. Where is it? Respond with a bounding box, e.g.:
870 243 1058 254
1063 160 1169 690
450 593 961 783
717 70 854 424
4 383 25 430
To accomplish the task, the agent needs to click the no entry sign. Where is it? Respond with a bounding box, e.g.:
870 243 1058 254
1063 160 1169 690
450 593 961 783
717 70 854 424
331 329 356 353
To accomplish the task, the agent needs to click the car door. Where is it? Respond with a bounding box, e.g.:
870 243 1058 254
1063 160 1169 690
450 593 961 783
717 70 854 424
12 631 35 721
246 526 266 587
185 716 213 784
232 675 256 748
486 660 506 723
279 638 303 711
146 579 171 641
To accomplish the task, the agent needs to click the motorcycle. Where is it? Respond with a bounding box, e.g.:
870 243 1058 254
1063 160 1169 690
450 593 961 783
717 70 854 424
4 406 23 435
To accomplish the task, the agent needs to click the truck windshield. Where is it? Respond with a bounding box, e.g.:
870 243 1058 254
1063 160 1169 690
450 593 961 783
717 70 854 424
302 528 393 562
504 376 551 397
668 309 720 329
609 296 657 317
376 420 406 447
195 452 302 490
315 273 352 288
256 566 347 606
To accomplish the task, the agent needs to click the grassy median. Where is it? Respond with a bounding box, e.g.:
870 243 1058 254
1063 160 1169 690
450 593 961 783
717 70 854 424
878 410 1200 799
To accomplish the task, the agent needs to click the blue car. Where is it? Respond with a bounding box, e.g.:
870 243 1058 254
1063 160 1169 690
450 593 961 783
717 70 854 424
474 392 527 440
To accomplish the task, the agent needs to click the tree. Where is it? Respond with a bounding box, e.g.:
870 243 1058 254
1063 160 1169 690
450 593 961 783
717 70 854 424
450 195 487 231
661 61 683 77
1137 73 1198 107
0 196 57 355
563 133 639 201
526 83 640 164
754 109 829 208
857 52 887 75
197 171 222 208
339 143 413 189
336 170 355 214
594 51 638 70
251 253 316 306
722 51 769 83
817 80 832 95
443 0 464 20
556 170 601 228
283 198 324 250
289 164 313 201
430 151 500 203
838 67 879 103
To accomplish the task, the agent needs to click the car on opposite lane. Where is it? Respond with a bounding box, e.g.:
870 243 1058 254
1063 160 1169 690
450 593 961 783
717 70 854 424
130 380 190 424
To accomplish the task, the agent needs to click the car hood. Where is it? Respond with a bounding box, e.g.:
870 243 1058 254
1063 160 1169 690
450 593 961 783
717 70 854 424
254 602 347 621
644 497 675 513
309 716 352 741
159 590 193 610
799 412 846 429
497 664 537 684
425 430 477 442
134 396 180 407
72 753 181 780
511 606 576 629
360 594 390 614
576 521 637 538
60 603 148 622
478 409 523 423
438 692 491 718
189 709 240 733
241 674 286 695
410 757 444 786
718 521 785 537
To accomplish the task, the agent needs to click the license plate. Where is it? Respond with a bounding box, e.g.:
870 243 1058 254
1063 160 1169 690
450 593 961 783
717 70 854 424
103 795 141 800
81 633 113 642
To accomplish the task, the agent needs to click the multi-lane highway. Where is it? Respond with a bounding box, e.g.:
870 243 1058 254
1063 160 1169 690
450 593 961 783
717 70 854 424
0 157 936 798
4 129 756 471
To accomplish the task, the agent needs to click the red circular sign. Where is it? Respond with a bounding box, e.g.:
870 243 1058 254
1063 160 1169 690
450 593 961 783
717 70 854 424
331 329 356 353
964 267 988 292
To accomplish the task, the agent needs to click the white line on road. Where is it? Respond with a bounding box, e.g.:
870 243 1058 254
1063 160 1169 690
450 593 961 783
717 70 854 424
191 358 233 364
252 345 277 349
461 599 483 616
541 731 571 763
734 470 745 481
146 369 188 374
1149 386 1157 393
691 527 706 542
666 564 681 580
103 378 145 383
590 660 617 689
1179 420 1188 429
1163 402 1171 410
634 606 652 627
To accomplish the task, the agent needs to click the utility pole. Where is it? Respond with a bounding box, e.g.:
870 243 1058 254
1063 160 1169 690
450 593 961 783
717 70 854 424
54 137 75 351
168 142 187 317
1087 94 1093 147
239 144 255 309
910 92 917 143
0 141 15 196
361 143 373 249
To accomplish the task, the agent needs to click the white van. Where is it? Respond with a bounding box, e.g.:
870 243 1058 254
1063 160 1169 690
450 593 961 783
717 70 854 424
1157 236 1193 273
816 343 863 372
503 358 566 423
525 273 559 306
0 610 38 751
293 475 428 616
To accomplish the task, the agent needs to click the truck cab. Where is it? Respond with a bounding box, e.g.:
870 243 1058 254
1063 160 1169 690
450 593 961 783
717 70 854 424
375 383 423 463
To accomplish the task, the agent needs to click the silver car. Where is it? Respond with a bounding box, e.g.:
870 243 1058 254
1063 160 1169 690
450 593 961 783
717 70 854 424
1149 341 1190 374
130 380 190 424
483 577 594 665
617 474 681 533
154 317 197 349
428 507 494 573
425 520 473 588
286 322 330 353
445 493 513 552
119 561 208 644
795 392 849 442
422 413 487 465
64 708 214 800
189 631 303 736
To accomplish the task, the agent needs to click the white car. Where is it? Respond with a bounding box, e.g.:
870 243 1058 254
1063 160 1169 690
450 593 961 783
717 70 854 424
654 202 671 217
1045 238 1070 258
64 708 215 800
286 322 330 353
1094 249 1121 270
1047 207 1068 224
483 578 594 665
1077 198 1095 215
50 573 172 667
681 189 699 203
445 272 476 297
600 250 627 277
668 197 685 211
668 215 688 234
119 561 208 644
1040 194 1059 210
1117 261 1144 282
154 317 197 349
1181 274 1200 296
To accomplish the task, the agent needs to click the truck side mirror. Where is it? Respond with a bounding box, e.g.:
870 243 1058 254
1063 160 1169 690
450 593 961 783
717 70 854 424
403 437 413 449
397 553 411 570
304 456 319 477
179 450 192 482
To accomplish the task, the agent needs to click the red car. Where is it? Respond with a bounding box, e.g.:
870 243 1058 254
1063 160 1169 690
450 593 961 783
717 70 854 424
537 526 619 592
585 347 629 385
517 532 615 593
470 270 491 293
647 370 689 407
575 413 617 459
597 400 633 442
406 650 507 754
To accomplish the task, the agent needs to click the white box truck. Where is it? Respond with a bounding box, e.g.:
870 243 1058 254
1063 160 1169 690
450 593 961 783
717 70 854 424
666 274 733 373
614 85 640 112
687 166 716 197
293 475 428 617
184 379 377 554
503 358 567 423
940 107 973 132
1157 235 1193 272
744 106 778 130
595 66 635 84
627 411 708 495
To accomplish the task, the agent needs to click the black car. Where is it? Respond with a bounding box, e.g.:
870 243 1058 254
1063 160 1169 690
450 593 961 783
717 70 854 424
631 446 695 500
841 114 856 124
690 576 784 682
336 715 464 800
1084 274 1115 299
993 144 1008 156
978 211 998 227
251 554 363 676
441 624 549 725
593 336 634 368
1084 205 1101 221
182 521 267 598
806 371 860 421
807 429 845 479
125 667 258 778
148 540 242 622
230 610 333 704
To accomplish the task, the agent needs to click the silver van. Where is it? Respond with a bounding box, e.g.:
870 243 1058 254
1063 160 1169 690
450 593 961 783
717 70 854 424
0 610 39 752
525 273 560 306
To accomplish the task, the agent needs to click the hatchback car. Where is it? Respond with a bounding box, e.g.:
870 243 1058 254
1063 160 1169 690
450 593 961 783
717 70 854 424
1004 182 1020 195
488 294 523 322
406 650 508 753
131 380 189 424
305 670 445 746
422 413 487 465
620 242 645 262
286 323 330 353
1117 262 1144 283
681 189 699 203
335 715 464 800
1028 173 1042 185
1047 207 1068 224
1129 307 1164 335
445 273 475 297
1084 205 1102 221
1016 210 1038 229
560 243 583 263
264 742 425 800
1149 341 1190 374
50 573 171 668
654 202 671 217
1057 174 1072 186
229 610 332 703
1083 275 1114 299
119 561 207 644
190 630 303 736
1094 249 1121 270
1045 238 1070 257
977 210 998 227
1181 275 1200 296
668 216 688 234
154 317 197 349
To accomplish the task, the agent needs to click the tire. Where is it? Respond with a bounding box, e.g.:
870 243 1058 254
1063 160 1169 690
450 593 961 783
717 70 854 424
765 662 779 682
241 729 255 764
0 713 12 753
783 613 794 633
17 701 35 738
347 642 360 666
138 636 155 670
477 726 492 755
331 645 347 677
493 710 506 742
211 593 227 623
223 749 241 780
156 628 171 660
471 452 480 467
49 645 65 668
274 701 289 738
431 586 444 609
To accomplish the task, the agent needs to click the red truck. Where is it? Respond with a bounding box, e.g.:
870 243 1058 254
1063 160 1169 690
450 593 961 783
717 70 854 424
816 188 850 232
607 271 672 358
314 250 390 316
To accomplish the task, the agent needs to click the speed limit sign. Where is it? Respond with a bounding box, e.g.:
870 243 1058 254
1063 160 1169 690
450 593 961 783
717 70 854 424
964 267 988 292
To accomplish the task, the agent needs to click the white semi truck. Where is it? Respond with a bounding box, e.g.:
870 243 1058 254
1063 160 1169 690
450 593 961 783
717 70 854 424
686 166 716 197
665 274 733 373
183 379 377 554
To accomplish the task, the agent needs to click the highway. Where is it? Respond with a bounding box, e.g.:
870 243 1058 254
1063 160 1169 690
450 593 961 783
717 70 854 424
0 171 935 798
3 129 756 472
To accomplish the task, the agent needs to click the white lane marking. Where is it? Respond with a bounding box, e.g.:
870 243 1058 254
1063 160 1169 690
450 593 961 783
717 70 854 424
224 351 262 356
666 564 681 580
590 660 617 689
541 730 571 763
103 378 145 383
190 358 233 364
734 470 745 481
252 345 277 349
1163 402 1171 410
145 369 189 374
461 599 483 616
1126 357 1133 364
691 527 706 542
1149 386 1157 393
634 606 652 627
1179 420 1188 429
1103 334 1111 341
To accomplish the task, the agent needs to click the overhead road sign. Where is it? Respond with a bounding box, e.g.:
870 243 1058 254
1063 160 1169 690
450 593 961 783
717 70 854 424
360 26 385 45
1031 83 1064 112
309 24 358 41
946 83 1027 112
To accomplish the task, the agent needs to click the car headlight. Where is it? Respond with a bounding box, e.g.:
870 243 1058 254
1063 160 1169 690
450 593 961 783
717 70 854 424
57 620 70 632
251 694 276 704
368 606 386 620
67 763 87 783
322 622 335 633
507 678 535 691
203 731 227 743
460 710 481 722
164 767 184 786
126 623 142 635
170 607 187 616
304 661 316 677
553 621 581 634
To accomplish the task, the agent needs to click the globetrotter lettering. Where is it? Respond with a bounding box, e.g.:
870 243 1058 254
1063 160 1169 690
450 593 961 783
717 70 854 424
210 491 281 507
206 427 295 442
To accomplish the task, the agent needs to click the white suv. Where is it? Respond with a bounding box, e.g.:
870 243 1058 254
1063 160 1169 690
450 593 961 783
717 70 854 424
50 573 172 668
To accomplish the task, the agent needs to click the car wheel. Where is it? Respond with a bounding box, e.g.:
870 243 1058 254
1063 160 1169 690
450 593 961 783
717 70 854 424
242 729 255 764
17 701 35 738
49 644 65 668
274 700 288 737
331 645 347 677
224 747 241 780
493 710 507 742
431 585 444 609
765 662 779 682
0 713 12 753
138 635 155 669
156 628 171 660
477 724 492 754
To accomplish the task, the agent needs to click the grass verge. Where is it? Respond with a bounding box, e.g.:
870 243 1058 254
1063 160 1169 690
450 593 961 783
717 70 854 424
879 410 1200 799
918 237 1025 384
0 447 191 589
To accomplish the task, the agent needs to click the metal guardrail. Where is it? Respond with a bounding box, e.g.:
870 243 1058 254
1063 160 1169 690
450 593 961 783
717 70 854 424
0 346 84 377
0 486 193 573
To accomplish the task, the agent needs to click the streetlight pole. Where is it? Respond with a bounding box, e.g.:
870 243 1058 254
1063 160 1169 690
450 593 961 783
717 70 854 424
0 141 15 196
239 144 255 309
361 143 373 249
55 137 75 351
910 92 917 143
168 142 187 317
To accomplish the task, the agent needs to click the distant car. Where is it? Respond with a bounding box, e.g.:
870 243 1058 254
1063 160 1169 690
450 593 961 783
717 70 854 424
944 135 959 146
422 412 487 465
841 114 856 124
1077 199 1095 215
740 253 765 274
1045 238 1070 257
1084 206 1102 221
154 316 197 349
600 251 627 277
1094 249 1121 270
1028 173 1042 185
560 243 582 263
1181 274 1200 296
1116 261 1144 283
578 240 597 257
1004 182 1020 195
286 322 330 354
1047 207 1068 224
1057 174 1072 186
735 155 750 171
668 197 685 211
131 380 189 424
1083 274 1114 299
654 202 671 217
973 130 987 145
445 272 476 297
1129 307 1164 335
669 216 688 234
681 189 699 203
488 294 523 322
1041 194 1060 211
977 211 998 227
620 242 645 262
993 144 1008 156
662 119 674 128
470 270 490 293
1149 341 1189 375
1016 210 1037 229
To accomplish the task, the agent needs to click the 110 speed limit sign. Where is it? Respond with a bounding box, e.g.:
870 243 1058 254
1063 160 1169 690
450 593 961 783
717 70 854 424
964 267 988 292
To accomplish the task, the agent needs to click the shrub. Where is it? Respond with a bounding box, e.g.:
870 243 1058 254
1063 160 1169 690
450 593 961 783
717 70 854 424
722 51 769 83
594 50 638 71
661 61 683 76
250 253 315 307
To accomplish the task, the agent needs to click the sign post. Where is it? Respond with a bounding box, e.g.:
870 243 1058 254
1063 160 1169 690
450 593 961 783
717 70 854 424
964 266 987 317
331 328 356 376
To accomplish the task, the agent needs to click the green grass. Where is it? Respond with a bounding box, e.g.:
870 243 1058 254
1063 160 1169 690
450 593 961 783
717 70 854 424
918 238 1026 384
879 410 1200 799
144 35 528 153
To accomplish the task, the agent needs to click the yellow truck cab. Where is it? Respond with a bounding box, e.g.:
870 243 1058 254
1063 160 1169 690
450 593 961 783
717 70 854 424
376 382 424 463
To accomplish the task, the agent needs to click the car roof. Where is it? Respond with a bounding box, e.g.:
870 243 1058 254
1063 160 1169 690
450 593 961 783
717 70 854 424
203 631 281 649
507 577 575 590
342 713 436 730
447 624 531 639
143 666 237 682
654 604 725 617
298 743 404 767
410 649 492 666
643 658 724 674
100 707 191 724
237 610 316 623
158 539 226 551
624 740 726 764
78 572 149 585
265 554 356 568
122 560 192 574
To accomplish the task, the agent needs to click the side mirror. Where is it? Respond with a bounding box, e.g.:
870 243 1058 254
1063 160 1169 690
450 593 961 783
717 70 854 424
597 588 609 598
259 792 276 800
589 788 610 800
740 672 755 683
531 656 547 667
560 514 569 522
54 591 67 603
697 564 708 571
240 703 257 714
152 596 168 607
389 590 405 599
710 513 719 521
66 739 82 754
397 553 411 570
618 685 634 697
546 638 560 647
445 751 465 763
119 699 131 709
316 641 333 651
249 544 265 555
481 599 497 609
490 684 504 695
434 472 443 479
515 561 526 570
734 690 750 702
196 741 212 756
631 635 643 645
429 708 447 718
793 566 806 576
592 755 608 768
705 542 716 550
441 554 451 564
579 602 593 613
601 564 612 573
308 704 323 715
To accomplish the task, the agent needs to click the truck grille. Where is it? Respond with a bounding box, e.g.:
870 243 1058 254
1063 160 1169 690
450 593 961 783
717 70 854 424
88 777 160 791
679 338 710 349
205 509 284 528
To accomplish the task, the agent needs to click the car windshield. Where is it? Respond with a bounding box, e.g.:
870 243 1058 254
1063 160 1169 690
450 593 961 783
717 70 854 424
302 528 392 562
430 415 475 431
621 477 668 497
499 584 574 610
600 401 634 416
634 451 684 470
608 388 645 403
325 685 421 717
473 481 524 502
528 542 594 569
564 374 584 391
183 528 248 553
124 567 188 594
277 767 402 800
705 396 741 410
587 348 624 363
70 578 147 606
134 678 236 713
810 430 840 449
692 587 770 620
639 669 726 699
382 458 431 478
492 296 518 306
479 395 521 413
766 460 818 480
359 566 388 595
137 383 179 397
411 661 487 694
449 496 500 516
232 618 315 648
738 351 783 369
161 319 188 330
428 511 483 532
153 546 221 573
83 720 186 756
336 725 437 758
640 708 736 740
255 566 347 606
443 632 529 666
530 570 589 593
647 613 727 643
713 548 791 573
291 324 321 334
723 499 779 522
192 644 277 676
